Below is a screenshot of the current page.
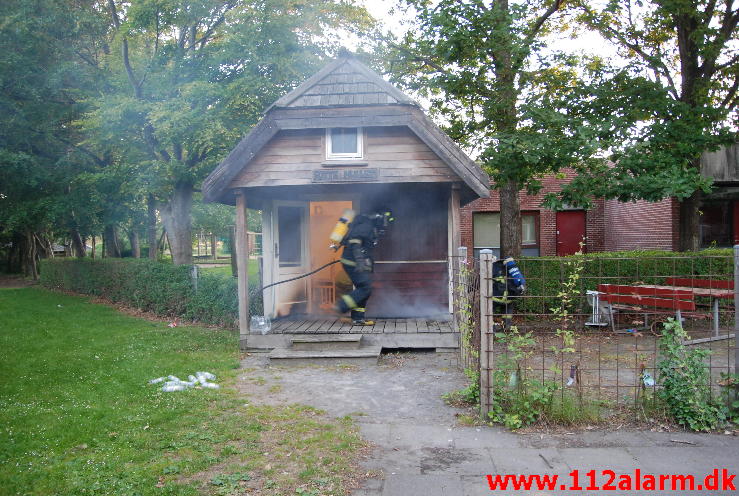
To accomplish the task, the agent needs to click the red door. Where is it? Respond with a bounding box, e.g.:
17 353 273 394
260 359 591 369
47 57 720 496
556 211 586 256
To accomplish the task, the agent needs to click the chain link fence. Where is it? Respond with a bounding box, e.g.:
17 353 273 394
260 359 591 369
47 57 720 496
450 248 480 372
451 248 738 426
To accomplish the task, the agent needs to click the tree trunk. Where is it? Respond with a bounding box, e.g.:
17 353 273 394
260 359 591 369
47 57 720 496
129 230 141 258
157 229 167 258
6 232 25 274
678 190 703 252
147 194 158 260
91 235 96 259
21 231 39 279
6 234 19 273
490 0 520 260
103 225 122 258
71 229 86 257
500 180 522 259
160 181 193 265
37 234 52 259
211 233 217 260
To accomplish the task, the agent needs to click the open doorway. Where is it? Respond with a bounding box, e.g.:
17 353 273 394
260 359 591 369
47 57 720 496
308 201 354 315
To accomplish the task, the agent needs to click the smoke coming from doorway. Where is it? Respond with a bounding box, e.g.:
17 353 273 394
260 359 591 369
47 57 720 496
357 183 451 319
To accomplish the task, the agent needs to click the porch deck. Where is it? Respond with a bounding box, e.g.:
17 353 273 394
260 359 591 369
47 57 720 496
244 316 459 351
260 317 455 335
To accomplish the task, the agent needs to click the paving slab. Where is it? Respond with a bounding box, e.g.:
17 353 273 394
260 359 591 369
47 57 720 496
643 429 735 447
450 425 522 449
418 447 495 476
382 474 464 496
387 423 461 449
559 446 639 472
489 447 567 474
627 446 738 474
361 446 424 475
358 422 391 446
525 429 656 449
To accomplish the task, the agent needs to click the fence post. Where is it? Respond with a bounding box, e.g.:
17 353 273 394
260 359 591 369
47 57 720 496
734 245 738 377
457 246 468 264
455 246 468 365
479 249 494 418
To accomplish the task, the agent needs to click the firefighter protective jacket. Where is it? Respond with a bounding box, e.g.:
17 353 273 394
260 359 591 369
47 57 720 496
339 215 377 272
492 258 526 304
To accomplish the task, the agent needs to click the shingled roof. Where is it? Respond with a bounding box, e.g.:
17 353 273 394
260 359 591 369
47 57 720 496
202 52 490 203
268 54 418 109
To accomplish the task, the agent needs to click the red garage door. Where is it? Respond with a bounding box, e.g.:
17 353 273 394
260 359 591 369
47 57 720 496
556 211 586 256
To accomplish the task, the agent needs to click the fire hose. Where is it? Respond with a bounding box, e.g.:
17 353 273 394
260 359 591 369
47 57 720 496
248 259 341 298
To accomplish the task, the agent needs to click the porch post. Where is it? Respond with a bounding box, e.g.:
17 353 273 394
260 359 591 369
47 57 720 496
448 184 462 313
450 184 462 250
479 249 494 418
235 190 251 349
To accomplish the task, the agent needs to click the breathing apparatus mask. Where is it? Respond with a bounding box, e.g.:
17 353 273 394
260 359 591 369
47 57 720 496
369 209 395 237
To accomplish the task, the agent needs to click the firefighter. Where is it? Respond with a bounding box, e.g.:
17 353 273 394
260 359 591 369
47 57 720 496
332 209 394 325
491 257 526 330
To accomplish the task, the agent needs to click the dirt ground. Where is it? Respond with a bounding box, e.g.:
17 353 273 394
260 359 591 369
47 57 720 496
0 274 36 289
239 351 466 424
505 330 736 407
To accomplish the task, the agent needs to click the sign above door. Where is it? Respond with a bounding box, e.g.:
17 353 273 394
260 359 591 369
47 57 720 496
312 168 379 183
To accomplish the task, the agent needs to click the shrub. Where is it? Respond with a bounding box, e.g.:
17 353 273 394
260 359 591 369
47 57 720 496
39 258 264 328
516 248 733 314
656 318 724 431
442 368 480 406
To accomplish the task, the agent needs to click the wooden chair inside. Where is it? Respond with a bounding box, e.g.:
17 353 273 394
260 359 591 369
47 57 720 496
313 279 336 312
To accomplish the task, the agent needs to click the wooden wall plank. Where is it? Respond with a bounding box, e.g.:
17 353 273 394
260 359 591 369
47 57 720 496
232 176 454 188
228 126 459 189
374 262 448 273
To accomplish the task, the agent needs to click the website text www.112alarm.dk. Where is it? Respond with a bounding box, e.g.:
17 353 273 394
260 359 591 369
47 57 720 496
484 468 736 492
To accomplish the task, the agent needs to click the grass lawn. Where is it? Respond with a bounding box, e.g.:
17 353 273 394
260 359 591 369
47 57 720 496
198 260 260 285
0 288 365 495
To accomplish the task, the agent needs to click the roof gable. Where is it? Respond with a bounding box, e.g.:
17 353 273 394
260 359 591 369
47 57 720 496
202 55 490 203
270 55 418 109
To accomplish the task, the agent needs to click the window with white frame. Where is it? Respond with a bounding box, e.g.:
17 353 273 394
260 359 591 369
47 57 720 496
473 212 501 251
326 127 363 159
522 213 538 245
473 211 540 257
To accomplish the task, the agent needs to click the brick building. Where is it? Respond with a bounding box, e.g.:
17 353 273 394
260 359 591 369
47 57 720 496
461 170 607 257
463 144 739 257
602 197 679 252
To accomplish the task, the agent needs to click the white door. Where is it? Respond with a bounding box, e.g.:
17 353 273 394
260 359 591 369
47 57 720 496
268 201 310 317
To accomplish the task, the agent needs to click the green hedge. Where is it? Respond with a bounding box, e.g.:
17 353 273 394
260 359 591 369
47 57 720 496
42 249 735 323
40 258 263 328
515 248 734 314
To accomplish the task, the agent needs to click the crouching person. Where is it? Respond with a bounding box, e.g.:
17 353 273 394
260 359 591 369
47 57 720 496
492 257 526 330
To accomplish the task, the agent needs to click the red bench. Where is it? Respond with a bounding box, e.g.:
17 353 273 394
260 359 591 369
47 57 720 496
665 277 734 290
596 284 709 333
663 277 734 338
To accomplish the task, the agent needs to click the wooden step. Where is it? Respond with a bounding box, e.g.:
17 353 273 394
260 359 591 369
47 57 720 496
268 346 381 366
290 334 362 351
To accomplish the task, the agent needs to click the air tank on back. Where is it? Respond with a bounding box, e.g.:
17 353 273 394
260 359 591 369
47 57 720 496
328 209 356 251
